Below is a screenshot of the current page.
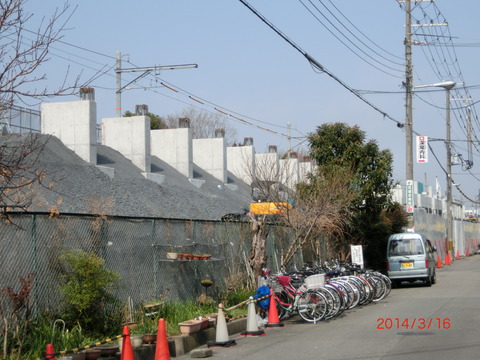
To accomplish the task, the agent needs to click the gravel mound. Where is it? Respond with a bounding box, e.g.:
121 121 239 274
10 134 251 220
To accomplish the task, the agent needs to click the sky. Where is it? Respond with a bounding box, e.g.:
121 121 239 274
21 0 480 208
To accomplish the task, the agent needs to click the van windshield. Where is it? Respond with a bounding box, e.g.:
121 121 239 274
388 238 424 256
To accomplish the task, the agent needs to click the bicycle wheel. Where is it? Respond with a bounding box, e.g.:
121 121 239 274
275 290 293 320
324 283 345 318
328 280 350 312
315 286 341 320
366 273 387 302
336 277 361 309
297 290 328 323
372 272 392 298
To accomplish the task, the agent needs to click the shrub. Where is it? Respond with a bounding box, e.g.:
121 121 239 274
59 249 120 336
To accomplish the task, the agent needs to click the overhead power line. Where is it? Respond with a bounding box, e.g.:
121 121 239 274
237 0 404 128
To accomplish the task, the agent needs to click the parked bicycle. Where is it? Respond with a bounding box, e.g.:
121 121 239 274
262 261 392 323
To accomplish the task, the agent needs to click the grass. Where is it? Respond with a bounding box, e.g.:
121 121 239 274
135 291 253 336
1 287 254 359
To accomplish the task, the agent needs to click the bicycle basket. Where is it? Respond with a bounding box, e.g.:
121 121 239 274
266 277 283 293
304 274 325 289
277 275 291 287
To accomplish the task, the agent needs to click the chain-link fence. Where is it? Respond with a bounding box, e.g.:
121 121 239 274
1 213 295 315
4 211 477 316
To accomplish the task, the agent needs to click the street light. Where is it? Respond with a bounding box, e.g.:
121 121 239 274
414 80 456 261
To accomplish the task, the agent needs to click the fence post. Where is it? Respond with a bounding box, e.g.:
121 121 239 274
31 214 39 316
152 219 158 295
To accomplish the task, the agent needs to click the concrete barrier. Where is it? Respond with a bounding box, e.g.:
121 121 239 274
130 317 247 358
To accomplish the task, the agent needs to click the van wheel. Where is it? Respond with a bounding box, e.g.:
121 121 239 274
425 275 432 287
431 270 436 285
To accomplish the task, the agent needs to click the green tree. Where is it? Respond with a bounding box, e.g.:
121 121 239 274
308 123 407 268
123 110 168 130
59 249 120 336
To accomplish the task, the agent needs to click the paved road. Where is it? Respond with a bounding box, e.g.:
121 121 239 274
179 255 480 359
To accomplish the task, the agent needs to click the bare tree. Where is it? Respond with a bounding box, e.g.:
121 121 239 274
238 148 302 280
236 145 357 274
0 0 82 111
165 106 238 144
0 134 50 214
281 167 357 267
0 0 87 215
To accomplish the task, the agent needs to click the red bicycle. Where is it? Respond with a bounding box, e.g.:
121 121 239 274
267 273 328 323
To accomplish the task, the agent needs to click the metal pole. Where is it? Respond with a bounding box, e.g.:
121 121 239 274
114 51 197 118
116 51 122 117
446 87 453 258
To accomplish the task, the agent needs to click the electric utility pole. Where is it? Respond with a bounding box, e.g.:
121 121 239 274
405 0 413 184
403 0 415 229
115 51 198 117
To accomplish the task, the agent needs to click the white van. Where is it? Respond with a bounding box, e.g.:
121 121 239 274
386 232 437 287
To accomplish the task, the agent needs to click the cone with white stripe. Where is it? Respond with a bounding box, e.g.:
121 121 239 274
207 304 236 347
240 297 265 337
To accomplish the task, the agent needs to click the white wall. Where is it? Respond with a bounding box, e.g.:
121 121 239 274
279 157 300 191
255 152 279 183
101 116 151 172
151 128 193 179
193 137 227 183
227 145 255 186
41 100 97 164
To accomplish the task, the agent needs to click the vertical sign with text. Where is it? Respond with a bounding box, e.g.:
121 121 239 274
406 180 414 213
416 136 428 163
351 245 364 268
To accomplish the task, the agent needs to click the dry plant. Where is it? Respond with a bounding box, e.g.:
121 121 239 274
85 196 115 254
246 212 269 280
0 134 50 216
0 273 34 360
86 195 115 232
165 106 238 144
232 147 301 281
280 166 358 266
0 0 99 219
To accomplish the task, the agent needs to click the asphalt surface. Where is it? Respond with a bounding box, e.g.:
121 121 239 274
176 255 480 359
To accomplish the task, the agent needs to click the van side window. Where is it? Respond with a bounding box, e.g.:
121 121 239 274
388 238 424 256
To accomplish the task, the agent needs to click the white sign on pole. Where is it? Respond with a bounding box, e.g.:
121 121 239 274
351 245 364 268
406 180 414 214
416 136 428 163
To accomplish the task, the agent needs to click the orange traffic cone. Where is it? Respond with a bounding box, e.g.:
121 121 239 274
45 344 56 360
435 255 443 268
207 304 236 347
154 318 170 360
466 249 470 257
265 289 284 328
120 325 134 360
455 250 461 260
445 252 452 265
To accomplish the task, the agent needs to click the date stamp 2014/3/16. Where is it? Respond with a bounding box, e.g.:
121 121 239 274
377 318 451 330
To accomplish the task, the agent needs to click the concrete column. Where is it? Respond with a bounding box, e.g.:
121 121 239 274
101 116 151 172
255 146 279 184
41 100 97 164
299 156 314 182
279 153 300 191
151 127 193 179
227 137 255 186
193 132 227 183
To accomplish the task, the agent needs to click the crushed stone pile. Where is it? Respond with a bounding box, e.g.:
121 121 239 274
5 134 252 220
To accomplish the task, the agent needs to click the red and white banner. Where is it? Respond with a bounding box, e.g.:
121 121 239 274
416 136 428 163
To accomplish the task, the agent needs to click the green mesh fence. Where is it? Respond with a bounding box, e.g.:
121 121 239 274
0 213 293 314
